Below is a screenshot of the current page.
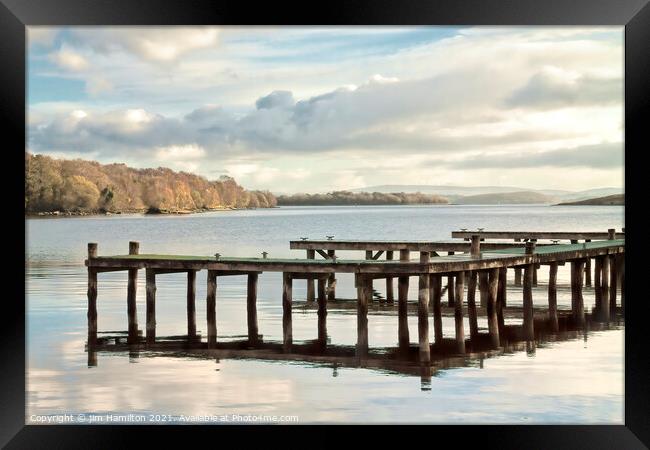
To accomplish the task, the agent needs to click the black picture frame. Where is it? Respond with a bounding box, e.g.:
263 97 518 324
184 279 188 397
3 0 648 447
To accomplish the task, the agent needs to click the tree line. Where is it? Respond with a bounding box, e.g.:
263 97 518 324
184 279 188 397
276 191 448 206
25 153 277 214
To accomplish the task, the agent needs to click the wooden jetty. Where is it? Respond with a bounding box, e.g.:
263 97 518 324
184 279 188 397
451 228 625 288
85 230 624 366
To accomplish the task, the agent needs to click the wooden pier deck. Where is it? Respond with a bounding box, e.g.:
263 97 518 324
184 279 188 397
85 232 624 367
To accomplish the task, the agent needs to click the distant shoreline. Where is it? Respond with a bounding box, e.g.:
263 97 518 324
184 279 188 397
25 206 281 218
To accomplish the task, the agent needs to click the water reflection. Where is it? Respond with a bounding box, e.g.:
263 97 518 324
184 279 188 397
88 307 623 394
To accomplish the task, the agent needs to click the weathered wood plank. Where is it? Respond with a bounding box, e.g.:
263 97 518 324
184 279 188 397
452 231 624 240
290 240 553 252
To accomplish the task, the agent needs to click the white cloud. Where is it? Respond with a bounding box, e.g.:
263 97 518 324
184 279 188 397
156 143 206 161
48 47 89 71
68 27 220 63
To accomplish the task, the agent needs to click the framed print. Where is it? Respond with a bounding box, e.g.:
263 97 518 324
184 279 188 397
3 0 649 447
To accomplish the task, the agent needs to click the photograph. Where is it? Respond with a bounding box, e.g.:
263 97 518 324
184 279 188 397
22 24 628 426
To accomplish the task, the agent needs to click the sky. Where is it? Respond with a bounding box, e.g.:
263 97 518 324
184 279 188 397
27 26 624 194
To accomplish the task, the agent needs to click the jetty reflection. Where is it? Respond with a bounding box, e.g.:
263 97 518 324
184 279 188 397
87 306 623 391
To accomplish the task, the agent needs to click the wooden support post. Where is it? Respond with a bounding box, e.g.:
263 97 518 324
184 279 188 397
497 267 507 333
594 256 603 312
570 261 578 316
514 239 522 286
386 251 394 303
317 278 326 302
601 256 611 322
306 250 315 301
479 271 488 308
356 275 370 358
365 250 374 300
532 265 538 287
318 275 328 347
431 274 443 345
454 271 466 354
609 254 617 314
87 242 98 347
398 249 410 350
146 268 157 345
247 273 259 345
548 262 559 332
620 255 625 312
487 268 500 348
608 228 616 240
470 235 481 257
467 271 479 341
282 273 293 352
447 252 455 307
575 260 585 327
127 241 139 344
522 264 535 340
206 270 217 348
570 260 585 326
327 250 336 301
585 240 592 287
418 252 431 363
187 270 197 340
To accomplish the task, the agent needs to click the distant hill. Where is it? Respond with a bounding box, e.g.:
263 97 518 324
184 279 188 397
349 184 565 196
350 184 622 204
276 191 448 206
453 191 557 205
557 194 624 206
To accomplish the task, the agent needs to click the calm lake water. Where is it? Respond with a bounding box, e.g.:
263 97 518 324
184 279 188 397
26 205 625 424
